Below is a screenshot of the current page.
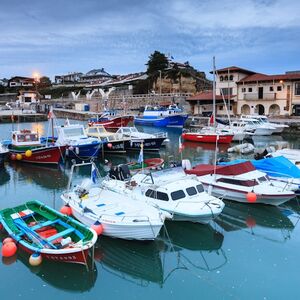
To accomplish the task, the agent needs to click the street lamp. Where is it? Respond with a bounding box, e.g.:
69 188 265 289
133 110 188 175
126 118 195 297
158 70 162 100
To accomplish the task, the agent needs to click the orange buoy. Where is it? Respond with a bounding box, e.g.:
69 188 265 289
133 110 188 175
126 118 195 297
16 153 22 160
91 221 103 235
60 205 72 216
2 242 17 257
2 237 15 245
29 253 42 266
246 192 257 203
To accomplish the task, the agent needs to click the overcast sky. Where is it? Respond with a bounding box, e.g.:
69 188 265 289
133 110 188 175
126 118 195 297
1 0 299 79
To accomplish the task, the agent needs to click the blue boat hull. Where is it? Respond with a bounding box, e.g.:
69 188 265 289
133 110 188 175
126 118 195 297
134 115 188 127
66 142 101 158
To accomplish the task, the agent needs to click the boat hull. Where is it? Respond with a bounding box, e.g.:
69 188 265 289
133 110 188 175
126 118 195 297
124 137 166 151
70 206 162 240
201 182 295 206
66 142 101 158
182 133 233 144
0 151 9 166
88 116 134 130
103 140 126 153
18 242 90 265
9 146 65 165
134 114 188 127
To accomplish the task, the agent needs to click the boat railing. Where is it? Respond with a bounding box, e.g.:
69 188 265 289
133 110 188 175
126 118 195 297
264 171 299 191
154 132 168 138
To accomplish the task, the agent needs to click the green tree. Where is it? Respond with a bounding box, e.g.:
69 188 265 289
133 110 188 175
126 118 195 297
38 76 52 89
146 51 169 91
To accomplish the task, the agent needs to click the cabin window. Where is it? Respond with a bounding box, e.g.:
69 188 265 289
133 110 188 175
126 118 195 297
186 186 197 196
257 176 268 183
171 190 186 201
63 127 85 137
196 184 204 193
145 189 169 201
88 128 98 133
217 178 258 187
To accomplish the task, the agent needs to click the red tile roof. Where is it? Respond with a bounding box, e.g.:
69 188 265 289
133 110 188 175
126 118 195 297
210 66 255 75
238 73 300 83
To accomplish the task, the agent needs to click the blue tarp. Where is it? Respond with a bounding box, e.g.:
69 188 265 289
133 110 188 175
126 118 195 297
219 156 300 178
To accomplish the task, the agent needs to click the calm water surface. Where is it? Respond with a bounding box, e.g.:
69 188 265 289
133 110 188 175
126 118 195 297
0 121 300 300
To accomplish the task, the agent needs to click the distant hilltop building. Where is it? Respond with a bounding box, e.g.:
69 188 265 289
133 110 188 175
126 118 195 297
186 66 300 116
8 76 35 88
54 72 83 84
80 68 112 83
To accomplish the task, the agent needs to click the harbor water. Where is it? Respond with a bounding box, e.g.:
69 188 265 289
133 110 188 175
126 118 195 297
0 121 300 299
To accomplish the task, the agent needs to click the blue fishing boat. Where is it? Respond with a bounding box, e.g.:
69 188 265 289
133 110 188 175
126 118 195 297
134 104 188 127
55 121 102 159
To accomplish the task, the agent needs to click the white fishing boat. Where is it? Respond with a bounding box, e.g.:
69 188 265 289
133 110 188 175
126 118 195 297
103 166 225 223
186 161 296 206
116 127 167 151
61 162 166 240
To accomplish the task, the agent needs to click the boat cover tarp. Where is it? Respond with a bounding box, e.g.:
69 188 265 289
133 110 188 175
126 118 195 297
186 161 256 176
218 156 300 178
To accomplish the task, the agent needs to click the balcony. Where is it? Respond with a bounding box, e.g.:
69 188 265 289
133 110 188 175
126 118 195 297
243 92 276 101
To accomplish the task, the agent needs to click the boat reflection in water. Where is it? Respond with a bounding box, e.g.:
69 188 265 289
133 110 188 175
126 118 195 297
216 200 296 242
0 234 97 292
0 167 10 186
95 222 226 286
10 162 69 189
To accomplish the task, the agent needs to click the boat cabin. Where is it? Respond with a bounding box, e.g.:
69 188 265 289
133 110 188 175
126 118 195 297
56 124 88 144
86 125 124 142
12 130 41 146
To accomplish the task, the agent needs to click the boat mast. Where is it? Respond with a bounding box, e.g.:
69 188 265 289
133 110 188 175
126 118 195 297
212 56 216 130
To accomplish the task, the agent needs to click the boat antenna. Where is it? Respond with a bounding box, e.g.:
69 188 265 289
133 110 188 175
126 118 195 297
212 56 216 130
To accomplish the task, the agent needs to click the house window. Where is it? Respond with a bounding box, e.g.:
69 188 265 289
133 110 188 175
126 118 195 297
221 87 233 96
242 88 246 92
270 86 274 92
224 75 228 81
248 87 252 92
219 106 223 111
277 86 282 91
229 75 233 81
220 76 224 81
295 82 300 95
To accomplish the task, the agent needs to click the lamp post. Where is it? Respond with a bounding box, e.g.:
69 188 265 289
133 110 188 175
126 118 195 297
158 70 162 101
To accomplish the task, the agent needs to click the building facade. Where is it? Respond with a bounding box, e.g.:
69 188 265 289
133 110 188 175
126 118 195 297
186 66 300 116
8 76 35 88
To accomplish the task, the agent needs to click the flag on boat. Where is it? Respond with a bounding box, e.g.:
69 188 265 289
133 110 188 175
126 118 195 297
209 114 214 126
138 144 144 164
91 164 97 184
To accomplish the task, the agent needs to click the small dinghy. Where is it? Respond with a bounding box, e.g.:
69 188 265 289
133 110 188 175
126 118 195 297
0 200 97 265
227 143 255 155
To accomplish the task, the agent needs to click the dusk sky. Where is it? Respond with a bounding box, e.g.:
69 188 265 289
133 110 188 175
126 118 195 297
1 0 300 79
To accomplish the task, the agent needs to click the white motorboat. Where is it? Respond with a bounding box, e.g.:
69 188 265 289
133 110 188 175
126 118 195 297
103 166 225 224
217 121 255 142
248 115 288 134
239 116 276 136
186 161 296 206
0 142 9 166
61 162 166 240
116 127 167 151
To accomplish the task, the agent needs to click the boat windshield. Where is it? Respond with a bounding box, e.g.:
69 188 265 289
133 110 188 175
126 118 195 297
145 189 169 201
63 127 85 137
217 178 258 187
87 128 99 134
